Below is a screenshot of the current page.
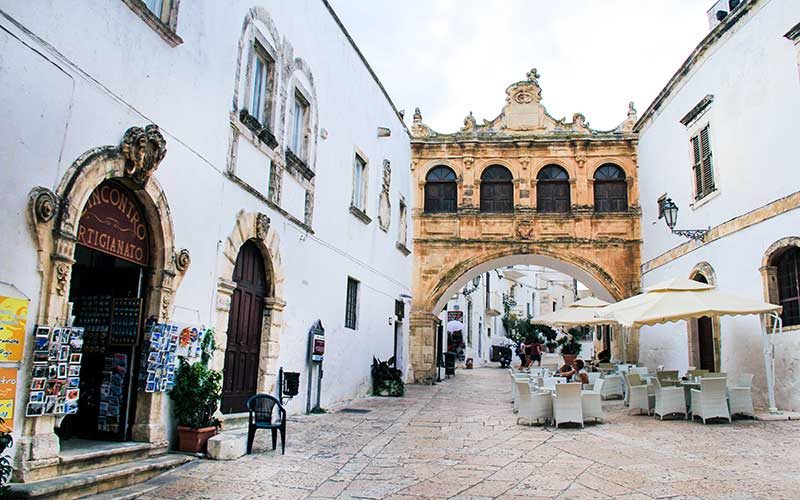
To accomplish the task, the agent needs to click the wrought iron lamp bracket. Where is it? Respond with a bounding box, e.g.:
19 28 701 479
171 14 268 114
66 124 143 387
671 228 709 241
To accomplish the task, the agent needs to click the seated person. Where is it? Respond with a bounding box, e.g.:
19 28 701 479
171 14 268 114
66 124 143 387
597 349 611 363
559 359 590 385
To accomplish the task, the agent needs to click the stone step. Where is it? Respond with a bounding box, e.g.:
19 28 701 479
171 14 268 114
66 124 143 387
8 454 191 500
83 483 159 500
58 442 161 476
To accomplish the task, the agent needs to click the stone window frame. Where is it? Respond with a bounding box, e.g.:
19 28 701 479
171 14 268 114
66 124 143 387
685 113 720 209
121 0 182 46
345 276 361 330
227 7 319 230
533 162 574 214
350 148 371 224
396 195 411 255
591 162 630 213
243 31 279 132
761 237 800 332
474 160 518 213
421 163 459 214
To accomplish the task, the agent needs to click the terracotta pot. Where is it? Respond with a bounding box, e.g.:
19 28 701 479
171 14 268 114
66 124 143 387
177 425 218 453
563 354 577 366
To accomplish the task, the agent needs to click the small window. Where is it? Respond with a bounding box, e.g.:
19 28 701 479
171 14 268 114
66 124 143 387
690 125 715 200
480 165 514 213
352 154 368 211
291 92 310 159
398 199 408 246
345 277 360 329
143 0 164 17
537 165 570 213
122 0 181 45
776 247 800 327
424 166 457 213
594 164 628 212
249 46 273 126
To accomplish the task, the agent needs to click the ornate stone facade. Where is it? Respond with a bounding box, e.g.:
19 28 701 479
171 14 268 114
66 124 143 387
409 70 642 382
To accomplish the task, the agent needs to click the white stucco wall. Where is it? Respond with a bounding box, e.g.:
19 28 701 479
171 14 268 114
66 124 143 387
636 0 800 410
0 0 412 445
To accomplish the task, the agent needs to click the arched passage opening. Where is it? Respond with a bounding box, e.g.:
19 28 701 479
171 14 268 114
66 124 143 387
409 250 631 383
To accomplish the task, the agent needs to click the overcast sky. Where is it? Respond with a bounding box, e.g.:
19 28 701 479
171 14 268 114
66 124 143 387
329 1 712 132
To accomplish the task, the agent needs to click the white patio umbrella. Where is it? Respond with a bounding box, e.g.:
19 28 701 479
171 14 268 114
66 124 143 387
533 296 613 326
446 320 464 333
595 277 783 412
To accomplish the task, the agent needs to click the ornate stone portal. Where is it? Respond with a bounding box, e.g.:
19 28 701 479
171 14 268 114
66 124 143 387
409 70 642 382
378 160 392 232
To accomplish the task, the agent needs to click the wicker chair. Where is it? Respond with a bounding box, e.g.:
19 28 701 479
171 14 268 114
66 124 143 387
246 394 287 454
690 377 731 424
656 370 679 387
686 369 709 379
728 373 755 418
626 373 654 416
600 374 624 400
515 380 552 425
653 377 687 420
552 382 584 428
581 378 604 423
510 371 530 413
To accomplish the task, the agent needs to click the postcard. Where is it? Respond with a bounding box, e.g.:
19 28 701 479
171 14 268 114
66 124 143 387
66 377 80 389
30 377 46 391
66 389 79 401
35 325 50 338
57 363 68 379
33 350 49 363
48 365 57 379
32 363 48 378
43 396 57 414
25 403 44 417
65 401 78 414
59 328 71 344
58 345 70 362
68 365 81 377
69 353 82 364
34 337 49 351
29 391 44 403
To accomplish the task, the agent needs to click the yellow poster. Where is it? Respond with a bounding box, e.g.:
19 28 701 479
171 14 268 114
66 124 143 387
0 368 17 430
0 296 29 362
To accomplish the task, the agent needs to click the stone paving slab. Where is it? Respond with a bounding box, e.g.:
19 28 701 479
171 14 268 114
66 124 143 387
138 367 800 499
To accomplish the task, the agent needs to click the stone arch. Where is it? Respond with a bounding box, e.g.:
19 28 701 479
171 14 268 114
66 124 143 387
214 210 286 398
25 130 186 468
687 262 722 371
408 243 636 382
760 237 800 318
475 159 518 180
533 160 573 180
426 248 621 314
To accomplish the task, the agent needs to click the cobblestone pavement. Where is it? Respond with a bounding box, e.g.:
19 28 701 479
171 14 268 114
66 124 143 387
140 367 800 500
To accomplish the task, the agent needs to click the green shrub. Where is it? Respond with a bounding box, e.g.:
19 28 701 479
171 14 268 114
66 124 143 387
558 334 583 356
169 330 222 429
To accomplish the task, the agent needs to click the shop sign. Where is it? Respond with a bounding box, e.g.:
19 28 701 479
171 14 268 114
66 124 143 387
447 311 463 322
0 368 17 430
0 296 28 362
309 320 325 363
78 181 150 266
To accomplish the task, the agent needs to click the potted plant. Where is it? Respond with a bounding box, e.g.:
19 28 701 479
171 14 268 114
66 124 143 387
532 323 558 353
169 331 222 453
558 334 583 365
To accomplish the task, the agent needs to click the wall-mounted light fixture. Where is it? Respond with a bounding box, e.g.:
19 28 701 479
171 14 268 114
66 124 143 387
658 196 709 241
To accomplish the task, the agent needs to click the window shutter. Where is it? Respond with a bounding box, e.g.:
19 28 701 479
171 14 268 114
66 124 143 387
691 135 703 199
700 126 714 194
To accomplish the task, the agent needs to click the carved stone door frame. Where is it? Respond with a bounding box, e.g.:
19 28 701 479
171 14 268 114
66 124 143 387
22 126 188 482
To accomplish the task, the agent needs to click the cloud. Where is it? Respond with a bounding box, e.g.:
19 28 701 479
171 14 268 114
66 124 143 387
330 0 709 131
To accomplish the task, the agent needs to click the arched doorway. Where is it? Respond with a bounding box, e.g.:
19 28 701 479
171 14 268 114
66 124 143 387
221 240 269 414
59 180 153 442
692 272 715 371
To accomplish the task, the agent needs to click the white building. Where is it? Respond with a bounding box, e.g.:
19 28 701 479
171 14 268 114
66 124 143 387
636 0 800 409
442 266 577 365
0 0 411 482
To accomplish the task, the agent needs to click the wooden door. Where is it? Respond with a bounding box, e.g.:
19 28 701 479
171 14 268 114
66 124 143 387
697 317 715 371
221 241 268 414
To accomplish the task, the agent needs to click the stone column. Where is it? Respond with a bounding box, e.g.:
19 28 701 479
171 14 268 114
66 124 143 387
408 311 439 383
132 392 167 446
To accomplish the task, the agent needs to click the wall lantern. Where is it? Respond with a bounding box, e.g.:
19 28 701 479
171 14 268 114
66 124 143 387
462 275 482 296
658 196 709 241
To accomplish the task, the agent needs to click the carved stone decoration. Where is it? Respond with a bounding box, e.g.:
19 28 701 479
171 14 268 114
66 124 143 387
256 213 271 241
31 187 58 223
378 160 392 232
526 67 540 84
461 111 477 131
161 292 171 320
515 221 535 240
410 107 432 138
55 263 70 296
120 124 167 185
175 248 191 272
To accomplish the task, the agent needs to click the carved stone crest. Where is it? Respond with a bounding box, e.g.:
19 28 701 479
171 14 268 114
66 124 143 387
120 124 167 185
31 187 58 223
378 160 392 232
175 248 191 272
256 213 270 240
516 221 535 240
461 111 477 131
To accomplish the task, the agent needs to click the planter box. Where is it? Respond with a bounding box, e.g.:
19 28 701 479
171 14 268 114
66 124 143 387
177 425 218 453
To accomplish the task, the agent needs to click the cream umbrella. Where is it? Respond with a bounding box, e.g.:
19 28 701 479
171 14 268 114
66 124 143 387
595 277 783 412
533 296 613 326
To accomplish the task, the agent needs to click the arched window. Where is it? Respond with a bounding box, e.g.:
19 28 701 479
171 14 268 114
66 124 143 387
480 165 513 213
424 166 457 213
536 165 570 213
594 164 628 212
776 247 800 326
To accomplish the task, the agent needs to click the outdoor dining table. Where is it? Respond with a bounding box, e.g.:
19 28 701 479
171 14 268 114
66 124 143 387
678 380 701 411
